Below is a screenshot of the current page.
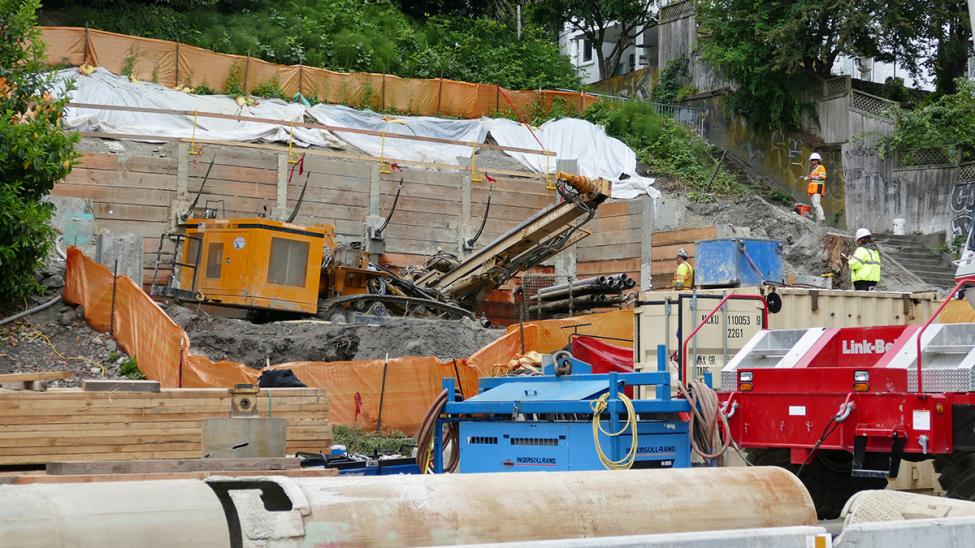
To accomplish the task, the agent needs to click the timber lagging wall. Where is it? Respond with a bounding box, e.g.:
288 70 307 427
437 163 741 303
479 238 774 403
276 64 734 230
53 141 557 284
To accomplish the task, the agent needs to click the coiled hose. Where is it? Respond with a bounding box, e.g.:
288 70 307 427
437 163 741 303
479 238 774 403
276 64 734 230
678 379 732 462
416 388 462 473
590 391 638 470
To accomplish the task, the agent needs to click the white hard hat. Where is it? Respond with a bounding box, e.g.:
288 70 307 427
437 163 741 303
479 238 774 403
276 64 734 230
676 248 689 259
855 228 871 240
809 152 822 161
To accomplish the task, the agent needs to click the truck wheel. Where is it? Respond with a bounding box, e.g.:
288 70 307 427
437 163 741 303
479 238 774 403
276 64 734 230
934 452 975 501
746 449 886 520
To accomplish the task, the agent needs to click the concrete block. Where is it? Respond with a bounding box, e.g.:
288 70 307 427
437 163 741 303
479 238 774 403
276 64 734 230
82 380 161 393
835 516 975 547
45 196 96 255
95 233 144 283
202 417 287 459
651 195 687 231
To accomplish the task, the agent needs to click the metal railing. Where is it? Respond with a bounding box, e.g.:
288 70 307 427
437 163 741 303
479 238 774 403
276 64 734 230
568 89 706 137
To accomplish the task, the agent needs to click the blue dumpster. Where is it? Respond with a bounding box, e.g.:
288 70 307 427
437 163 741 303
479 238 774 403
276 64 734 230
694 238 783 287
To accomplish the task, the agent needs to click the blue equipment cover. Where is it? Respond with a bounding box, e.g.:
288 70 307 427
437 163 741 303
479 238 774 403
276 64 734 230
466 380 608 403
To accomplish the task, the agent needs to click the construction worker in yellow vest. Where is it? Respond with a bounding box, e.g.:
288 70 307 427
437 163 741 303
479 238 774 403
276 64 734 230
805 152 827 223
673 248 694 290
844 228 881 290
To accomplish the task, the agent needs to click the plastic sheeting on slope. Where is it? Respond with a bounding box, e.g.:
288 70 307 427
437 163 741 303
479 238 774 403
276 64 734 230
54 68 656 199
306 104 484 165
56 68 343 149
483 117 659 199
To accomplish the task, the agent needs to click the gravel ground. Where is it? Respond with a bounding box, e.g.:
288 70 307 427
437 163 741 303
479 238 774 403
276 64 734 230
0 264 134 388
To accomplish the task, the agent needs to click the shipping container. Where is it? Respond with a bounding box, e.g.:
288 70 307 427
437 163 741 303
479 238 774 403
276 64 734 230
634 286 941 382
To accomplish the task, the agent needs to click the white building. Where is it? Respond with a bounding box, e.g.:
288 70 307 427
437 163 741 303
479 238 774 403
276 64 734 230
559 21 658 85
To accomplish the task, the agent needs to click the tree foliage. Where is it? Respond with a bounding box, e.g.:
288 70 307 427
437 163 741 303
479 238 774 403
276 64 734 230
40 0 580 90
924 1 973 96
533 0 657 81
697 0 927 129
0 0 79 303
878 78 975 161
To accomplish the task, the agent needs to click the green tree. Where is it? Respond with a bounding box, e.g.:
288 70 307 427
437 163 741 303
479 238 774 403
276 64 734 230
533 0 657 80
0 0 79 303
924 1 972 96
697 0 926 128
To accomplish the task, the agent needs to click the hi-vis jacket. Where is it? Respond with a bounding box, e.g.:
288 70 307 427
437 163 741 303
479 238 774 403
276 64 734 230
807 164 826 195
673 261 694 289
849 245 881 282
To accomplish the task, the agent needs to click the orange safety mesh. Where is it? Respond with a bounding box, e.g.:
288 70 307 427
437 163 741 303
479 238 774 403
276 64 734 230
63 249 632 433
274 358 479 435
40 27 87 67
86 29 177 87
177 45 248 91
40 26 599 120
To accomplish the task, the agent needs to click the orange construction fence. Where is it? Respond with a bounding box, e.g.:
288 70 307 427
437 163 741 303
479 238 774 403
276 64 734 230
62 248 633 433
40 26 600 120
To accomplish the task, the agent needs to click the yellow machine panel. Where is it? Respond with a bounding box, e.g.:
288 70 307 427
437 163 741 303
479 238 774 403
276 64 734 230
179 218 332 314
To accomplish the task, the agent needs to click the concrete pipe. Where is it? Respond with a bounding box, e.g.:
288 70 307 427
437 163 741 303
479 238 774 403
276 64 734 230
0 468 815 547
0 479 230 548
226 467 815 546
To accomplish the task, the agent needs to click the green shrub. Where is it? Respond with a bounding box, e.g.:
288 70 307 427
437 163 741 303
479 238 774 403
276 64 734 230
223 62 245 96
583 100 746 197
331 424 414 456
42 1 580 91
0 0 79 304
876 78 975 162
119 357 144 380
249 76 287 100
652 56 690 104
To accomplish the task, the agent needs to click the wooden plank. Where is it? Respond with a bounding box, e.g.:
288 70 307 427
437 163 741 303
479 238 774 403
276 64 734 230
1 468 339 485
0 372 74 383
63 168 177 190
653 227 717 247
47 457 301 475
52 183 175 206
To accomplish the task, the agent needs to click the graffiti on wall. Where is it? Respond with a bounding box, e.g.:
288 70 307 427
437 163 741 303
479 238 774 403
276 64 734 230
949 180 975 239
842 143 900 218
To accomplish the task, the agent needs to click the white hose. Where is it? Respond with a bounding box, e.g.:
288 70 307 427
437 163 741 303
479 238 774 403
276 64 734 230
0 294 63 327
0 236 68 327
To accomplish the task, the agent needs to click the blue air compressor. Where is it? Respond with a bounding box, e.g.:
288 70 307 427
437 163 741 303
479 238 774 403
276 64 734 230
423 346 692 473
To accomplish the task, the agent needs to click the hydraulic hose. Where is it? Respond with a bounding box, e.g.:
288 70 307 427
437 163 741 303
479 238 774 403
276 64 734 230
416 388 462 473
0 294 63 327
590 392 639 470
678 379 732 462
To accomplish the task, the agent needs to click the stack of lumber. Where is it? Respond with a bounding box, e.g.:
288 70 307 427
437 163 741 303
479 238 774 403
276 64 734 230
0 387 329 465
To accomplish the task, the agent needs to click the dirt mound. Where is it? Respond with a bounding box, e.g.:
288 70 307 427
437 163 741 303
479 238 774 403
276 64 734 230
168 304 502 367
712 195 931 292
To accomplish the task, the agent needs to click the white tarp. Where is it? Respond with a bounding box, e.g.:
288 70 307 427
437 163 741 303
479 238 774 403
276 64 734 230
55 68 342 148
483 117 658 199
52 68 656 199
306 105 484 165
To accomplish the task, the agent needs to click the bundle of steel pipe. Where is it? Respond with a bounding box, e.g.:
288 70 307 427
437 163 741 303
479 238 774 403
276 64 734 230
531 273 633 317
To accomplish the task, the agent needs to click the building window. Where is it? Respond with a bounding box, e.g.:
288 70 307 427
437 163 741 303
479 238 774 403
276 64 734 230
629 53 636 72
582 39 593 63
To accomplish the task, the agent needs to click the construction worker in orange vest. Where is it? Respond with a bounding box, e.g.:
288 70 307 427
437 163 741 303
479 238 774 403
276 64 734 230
673 248 694 290
805 152 827 223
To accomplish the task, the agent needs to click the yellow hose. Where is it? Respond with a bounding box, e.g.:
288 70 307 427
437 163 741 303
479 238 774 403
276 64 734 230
590 392 638 470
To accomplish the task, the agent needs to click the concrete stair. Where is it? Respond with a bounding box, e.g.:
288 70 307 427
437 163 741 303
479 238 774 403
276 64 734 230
873 234 956 289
